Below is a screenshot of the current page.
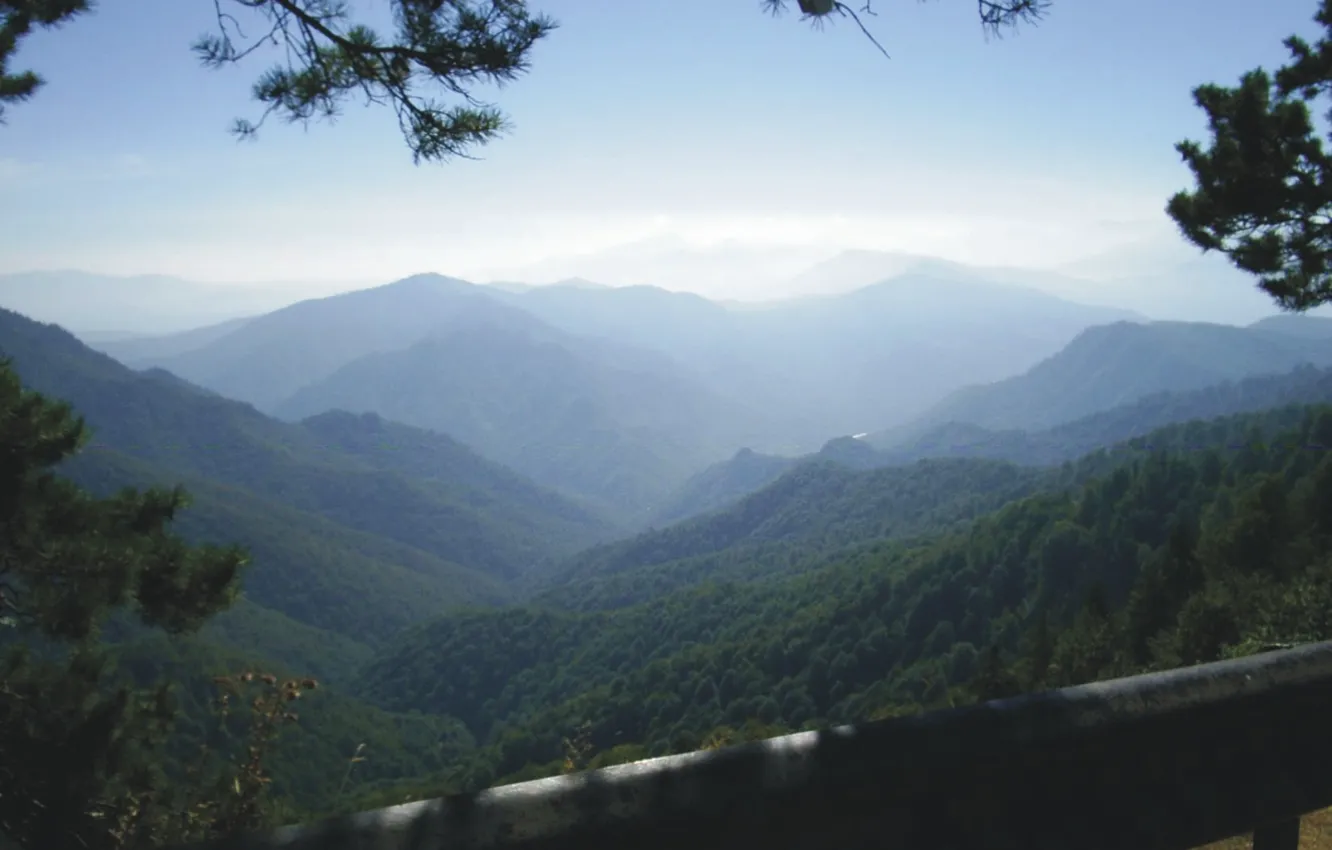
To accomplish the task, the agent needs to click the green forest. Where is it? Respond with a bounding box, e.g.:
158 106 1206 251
348 403 1332 799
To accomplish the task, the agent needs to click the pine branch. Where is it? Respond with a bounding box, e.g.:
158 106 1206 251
193 0 557 163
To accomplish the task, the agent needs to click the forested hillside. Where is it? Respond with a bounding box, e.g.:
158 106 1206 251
348 404 1332 797
0 308 615 580
535 458 1048 610
0 305 630 697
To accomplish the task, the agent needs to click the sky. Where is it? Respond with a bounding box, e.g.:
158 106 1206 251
0 0 1325 305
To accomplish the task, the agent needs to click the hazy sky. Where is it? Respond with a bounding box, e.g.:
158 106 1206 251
0 0 1322 298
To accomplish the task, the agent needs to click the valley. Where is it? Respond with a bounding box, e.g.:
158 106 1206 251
4 264 1332 825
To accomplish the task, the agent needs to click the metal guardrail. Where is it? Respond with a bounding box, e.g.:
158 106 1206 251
195 640 1332 850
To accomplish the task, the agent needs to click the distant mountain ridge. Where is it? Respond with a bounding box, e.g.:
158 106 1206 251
90 275 780 514
88 270 1146 512
654 358 1332 526
879 318 1332 440
110 275 530 411
491 272 1145 440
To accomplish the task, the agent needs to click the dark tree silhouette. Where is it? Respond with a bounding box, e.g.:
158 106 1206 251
1169 0 1332 311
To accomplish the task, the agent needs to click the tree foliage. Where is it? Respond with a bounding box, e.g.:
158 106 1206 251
0 0 89 122
0 358 253 849
763 0 1049 57
1 0 556 162
1169 0 1332 311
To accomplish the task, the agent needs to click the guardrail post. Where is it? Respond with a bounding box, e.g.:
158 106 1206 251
1253 816 1300 850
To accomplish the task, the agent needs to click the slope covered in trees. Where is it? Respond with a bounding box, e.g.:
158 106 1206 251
0 355 506 843
535 458 1048 611
0 307 616 583
66 446 508 647
351 404 1332 795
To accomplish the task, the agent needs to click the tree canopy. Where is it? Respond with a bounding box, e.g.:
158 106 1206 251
1 0 558 163
1169 0 1332 312
0 358 252 848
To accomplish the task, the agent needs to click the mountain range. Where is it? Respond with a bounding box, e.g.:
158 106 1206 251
14 263 1329 527
78 270 1148 514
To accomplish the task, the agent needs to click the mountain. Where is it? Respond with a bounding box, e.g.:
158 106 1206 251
483 282 829 445
768 249 1107 303
649 435 886 527
481 235 831 301
0 270 322 334
97 274 772 513
488 283 738 367
656 363 1332 526
0 307 617 638
1054 237 1332 325
536 457 1047 611
882 320 1332 439
742 273 1140 436
89 268 1146 470
274 320 770 516
115 274 536 412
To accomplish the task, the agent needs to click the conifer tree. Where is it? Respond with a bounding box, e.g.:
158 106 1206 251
0 359 247 849
1169 0 1332 311
0 0 557 163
